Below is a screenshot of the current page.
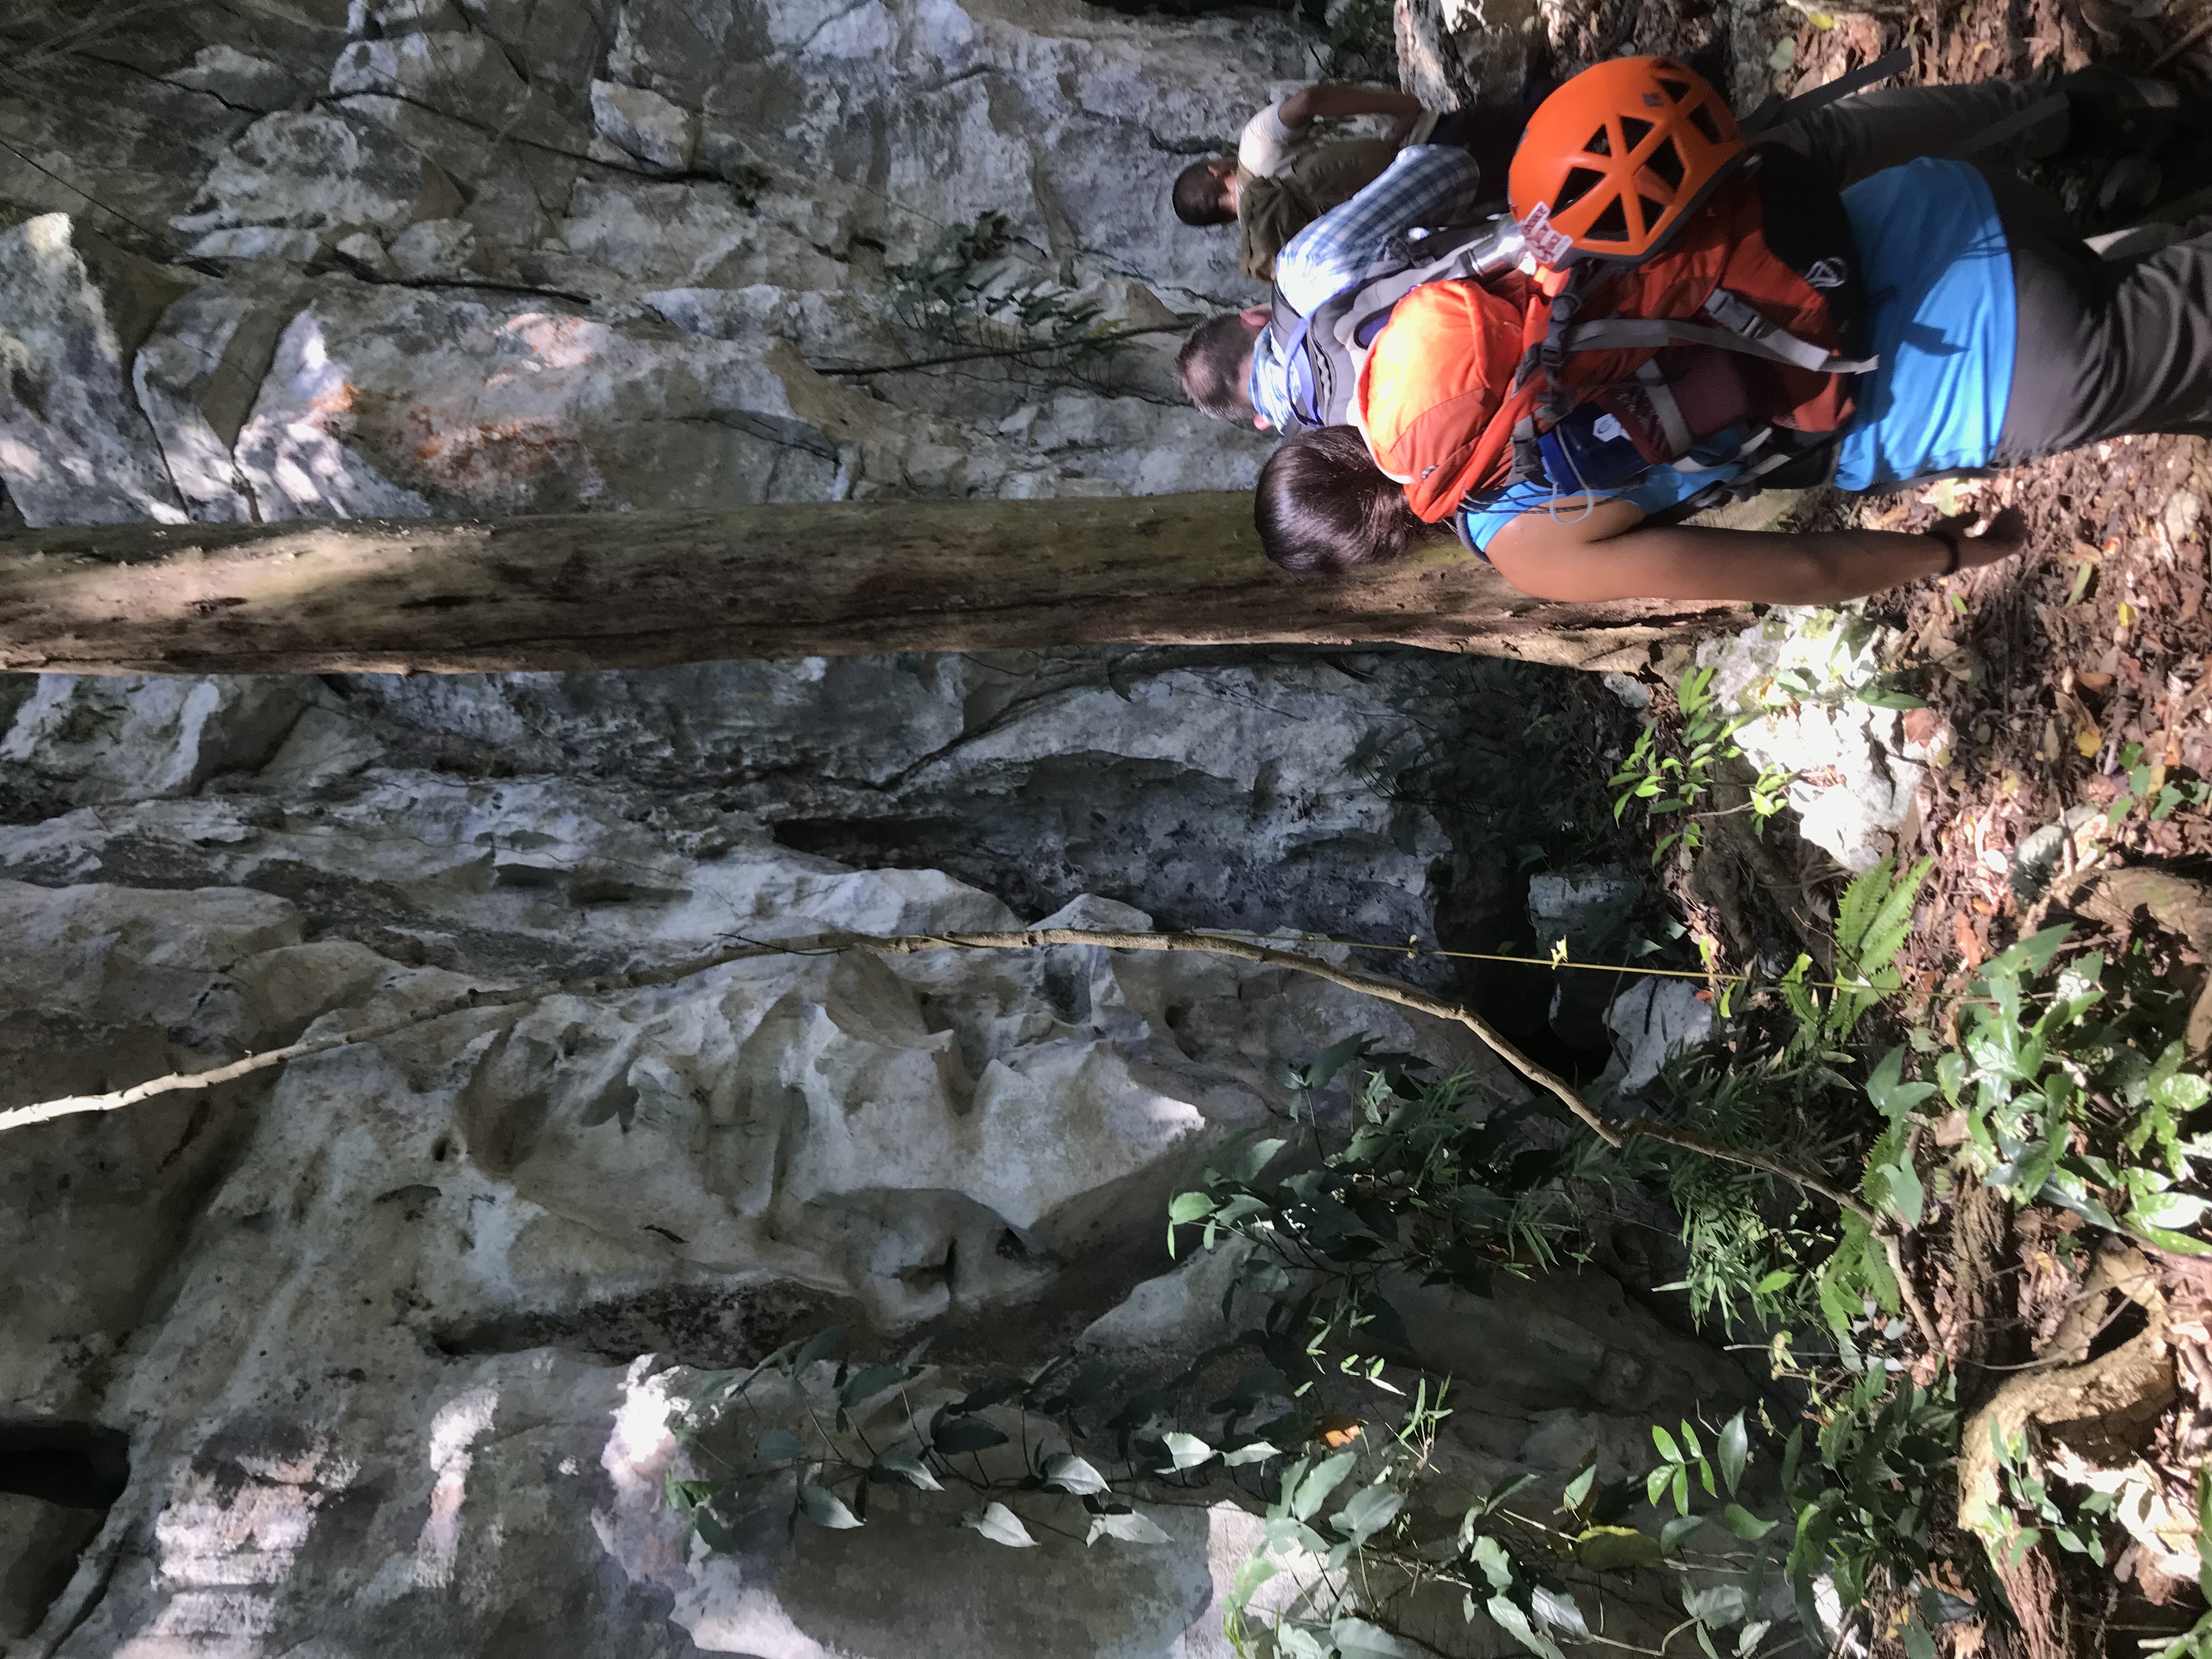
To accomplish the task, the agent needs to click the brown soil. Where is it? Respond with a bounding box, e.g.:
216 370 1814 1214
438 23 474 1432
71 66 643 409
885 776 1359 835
1601 0 2212 1651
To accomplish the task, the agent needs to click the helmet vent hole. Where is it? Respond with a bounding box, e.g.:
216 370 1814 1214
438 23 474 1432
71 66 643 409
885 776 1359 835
1657 76 1691 102
1584 126 1611 156
1688 104 1725 145
1555 166 1607 212
1637 194 1668 230
1586 199 1632 242
1644 137 1685 189
1618 116 1654 150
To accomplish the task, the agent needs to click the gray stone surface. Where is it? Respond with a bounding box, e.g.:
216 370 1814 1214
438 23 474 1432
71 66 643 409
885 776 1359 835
0 0 1295 528
0 217 191 528
0 655 1758 1657
1697 607 1929 873
0 4 1764 1653
1606 977 1715 1095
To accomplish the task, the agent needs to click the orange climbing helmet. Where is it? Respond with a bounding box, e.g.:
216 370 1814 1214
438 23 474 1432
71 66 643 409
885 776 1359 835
1508 55 1745 263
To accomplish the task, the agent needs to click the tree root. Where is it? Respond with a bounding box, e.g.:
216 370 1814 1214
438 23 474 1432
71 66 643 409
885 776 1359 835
1956 1243 2177 1659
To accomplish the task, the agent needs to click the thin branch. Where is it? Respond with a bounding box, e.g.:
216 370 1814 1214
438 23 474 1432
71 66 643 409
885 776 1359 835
1623 1120 1872 1223
815 324 1185 377
0 926 1888 1246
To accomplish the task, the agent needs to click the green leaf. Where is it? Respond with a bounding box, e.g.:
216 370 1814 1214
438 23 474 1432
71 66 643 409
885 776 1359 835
1716 1413 1748 1497
1866 1046 1938 1122
839 1364 911 1411
1574 1525 1662 1570
1159 1431 1215 1472
932 1415 1009 1455
1660 1513 1706 1553
1167 1192 1216 1224
962 1502 1037 1547
1226 1136 1289 1183
1220 1440 1281 1468
1562 1463 1598 1511
1086 1507 1171 1545
1291 1449 1359 1520
2152 1071 2212 1114
869 1447 943 1491
1857 686 1928 709
693 1504 738 1552
1469 1533 1514 1590
1651 1424 1683 1463
1901 1615 1938 1659
1721 1503 1778 1539
1042 1452 1109 1494
1877 1158 1926 1227
1486 1595 1566 1659
665 1475 714 1511
1331 1616 1410 1659
1309 1032 1374 1091
1529 1585 1589 1638
1042 1361 1121 1413
2134 1190 2212 1231
799 1482 862 1529
1681 1583 1747 1624
787 1324 849 1375
754 1427 804 1463
1331 1482 1405 1545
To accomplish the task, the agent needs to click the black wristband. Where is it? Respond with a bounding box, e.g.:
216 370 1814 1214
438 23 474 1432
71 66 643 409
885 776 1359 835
1925 523 1962 575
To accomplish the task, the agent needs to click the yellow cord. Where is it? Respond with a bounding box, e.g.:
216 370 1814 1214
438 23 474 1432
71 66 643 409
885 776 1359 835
1183 929 1886 995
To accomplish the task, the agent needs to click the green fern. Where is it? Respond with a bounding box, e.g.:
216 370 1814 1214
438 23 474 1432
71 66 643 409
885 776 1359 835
1823 855 1931 1042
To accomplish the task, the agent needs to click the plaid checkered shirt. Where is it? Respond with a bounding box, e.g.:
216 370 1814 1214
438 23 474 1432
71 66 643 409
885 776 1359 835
1246 144 1488 431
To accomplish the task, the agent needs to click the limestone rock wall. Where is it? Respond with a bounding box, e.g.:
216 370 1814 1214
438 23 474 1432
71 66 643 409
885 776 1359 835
0 2 1762 1652
0 668 1757 1658
0 0 1308 528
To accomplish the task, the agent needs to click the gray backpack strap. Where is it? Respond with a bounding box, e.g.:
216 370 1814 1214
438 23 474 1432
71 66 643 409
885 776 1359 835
1559 288 1877 375
1945 91 2070 160
1741 46 1911 136
1330 218 1527 353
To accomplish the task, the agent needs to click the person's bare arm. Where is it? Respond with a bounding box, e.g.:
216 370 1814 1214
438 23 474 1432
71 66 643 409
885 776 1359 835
1278 83 1426 137
1484 496 2028 603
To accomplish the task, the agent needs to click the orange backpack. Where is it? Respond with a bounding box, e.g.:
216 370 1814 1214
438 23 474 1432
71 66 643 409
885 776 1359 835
1354 52 1908 522
1359 153 1873 521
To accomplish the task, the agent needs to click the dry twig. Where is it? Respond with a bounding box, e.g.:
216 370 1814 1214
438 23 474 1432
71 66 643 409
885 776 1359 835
0 925 1909 1292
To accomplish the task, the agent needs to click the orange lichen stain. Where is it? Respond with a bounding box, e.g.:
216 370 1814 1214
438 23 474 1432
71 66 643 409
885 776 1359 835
303 379 358 422
403 405 596 506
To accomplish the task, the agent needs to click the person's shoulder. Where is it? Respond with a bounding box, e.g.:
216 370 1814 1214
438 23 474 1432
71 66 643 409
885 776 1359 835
1239 100 1301 177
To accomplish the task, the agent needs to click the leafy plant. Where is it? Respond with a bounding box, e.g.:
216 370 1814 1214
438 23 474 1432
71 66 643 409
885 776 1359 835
1780 1370 1959 1635
2103 741 2212 827
1983 1420 2117 1568
1920 927 2212 1254
1610 667 1792 861
1170 1054 1627 1383
666 1325 1265 1560
887 212 1124 374
1317 0 1395 83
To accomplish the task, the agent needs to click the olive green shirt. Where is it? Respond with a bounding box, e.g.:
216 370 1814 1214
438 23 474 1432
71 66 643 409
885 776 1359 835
1235 137 1401 282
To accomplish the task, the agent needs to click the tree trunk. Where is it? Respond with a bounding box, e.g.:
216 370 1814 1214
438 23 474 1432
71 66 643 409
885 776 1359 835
0 494 1745 675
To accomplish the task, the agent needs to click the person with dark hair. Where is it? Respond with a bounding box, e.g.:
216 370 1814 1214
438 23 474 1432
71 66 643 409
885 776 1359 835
1172 82 1429 281
1255 426 1432 573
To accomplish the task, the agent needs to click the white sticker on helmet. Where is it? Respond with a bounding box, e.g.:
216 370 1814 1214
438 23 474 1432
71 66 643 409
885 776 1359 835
1520 200 1575 268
